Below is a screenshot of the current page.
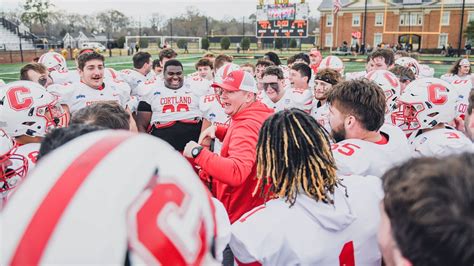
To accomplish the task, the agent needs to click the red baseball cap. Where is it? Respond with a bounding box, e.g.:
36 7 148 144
211 70 257 93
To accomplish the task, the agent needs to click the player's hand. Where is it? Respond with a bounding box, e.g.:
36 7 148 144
198 125 217 148
183 141 200 158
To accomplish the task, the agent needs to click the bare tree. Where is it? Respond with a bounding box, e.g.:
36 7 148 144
21 0 54 33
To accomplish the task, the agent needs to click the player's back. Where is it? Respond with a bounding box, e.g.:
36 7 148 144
333 124 411 177
230 175 383 265
408 126 473 157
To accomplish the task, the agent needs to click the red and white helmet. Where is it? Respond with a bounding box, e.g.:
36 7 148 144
395 57 420 78
0 131 217 265
0 81 67 138
214 63 240 83
318 55 344 75
0 130 28 195
365 70 402 113
38 51 69 73
392 78 457 132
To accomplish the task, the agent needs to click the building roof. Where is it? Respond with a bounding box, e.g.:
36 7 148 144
318 0 474 12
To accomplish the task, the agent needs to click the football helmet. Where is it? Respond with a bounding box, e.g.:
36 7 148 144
38 51 68 73
419 64 435 78
365 70 402 113
392 78 457 132
0 130 28 194
0 81 67 137
0 131 217 264
318 56 344 75
395 57 420 77
214 63 240 83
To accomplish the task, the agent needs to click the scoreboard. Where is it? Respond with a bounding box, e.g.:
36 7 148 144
256 2 309 38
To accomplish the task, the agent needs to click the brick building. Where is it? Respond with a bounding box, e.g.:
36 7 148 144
317 0 474 52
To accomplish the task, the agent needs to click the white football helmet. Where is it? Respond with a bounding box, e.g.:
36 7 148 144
0 131 217 264
365 70 402 113
418 64 435 78
214 63 240 83
318 55 345 75
0 129 28 194
392 78 457 132
38 51 69 73
395 57 420 77
0 81 67 137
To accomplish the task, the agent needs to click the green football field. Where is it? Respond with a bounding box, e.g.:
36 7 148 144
0 51 457 83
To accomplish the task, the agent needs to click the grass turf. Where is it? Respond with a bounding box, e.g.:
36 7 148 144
0 51 458 83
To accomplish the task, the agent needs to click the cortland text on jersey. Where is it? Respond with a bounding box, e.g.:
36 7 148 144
141 81 202 123
332 123 411 177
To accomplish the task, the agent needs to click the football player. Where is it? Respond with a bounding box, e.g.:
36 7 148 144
231 109 383 265
254 59 274 94
136 60 203 152
318 55 345 76
0 81 67 172
395 56 421 79
38 51 71 84
379 153 474 266
260 66 312 113
392 78 472 157
369 48 395 71
120 51 154 95
0 130 221 265
365 69 402 122
327 79 411 177
311 68 342 133
389 65 416 94
240 63 256 78
19 63 53 88
194 58 214 80
441 58 472 83
0 130 28 203
49 52 131 115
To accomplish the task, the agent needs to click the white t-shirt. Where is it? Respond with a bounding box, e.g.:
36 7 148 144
333 123 411 177
408 126 473 157
260 87 313 113
140 82 202 124
230 175 383 266
120 69 154 96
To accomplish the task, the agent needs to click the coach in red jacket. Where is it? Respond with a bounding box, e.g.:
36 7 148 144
184 70 273 223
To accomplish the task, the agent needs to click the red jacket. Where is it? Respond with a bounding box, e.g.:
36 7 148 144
195 101 273 223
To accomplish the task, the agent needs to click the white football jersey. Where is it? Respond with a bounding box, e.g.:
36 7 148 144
141 82 202 124
333 124 411 177
449 78 472 118
199 94 230 154
310 100 331 133
50 81 130 114
187 76 214 97
260 87 313 113
67 69 80 83
50 70 72 85
345 71 366 81
120 69 154 96
408 126 473 157
230 175 383 266
440 73 472 83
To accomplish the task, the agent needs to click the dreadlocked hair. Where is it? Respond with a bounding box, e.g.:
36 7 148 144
254 108 339 207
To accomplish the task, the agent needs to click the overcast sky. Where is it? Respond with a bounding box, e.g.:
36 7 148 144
1 0 322 22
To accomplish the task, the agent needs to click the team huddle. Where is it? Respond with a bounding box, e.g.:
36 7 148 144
0 47 473 265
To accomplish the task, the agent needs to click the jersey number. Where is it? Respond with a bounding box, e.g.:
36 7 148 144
331 143 361 156
7 87 33 111
162 103 189 113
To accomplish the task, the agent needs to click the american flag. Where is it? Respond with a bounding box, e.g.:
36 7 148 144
333 0 342 14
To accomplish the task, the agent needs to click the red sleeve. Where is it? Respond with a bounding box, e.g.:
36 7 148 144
195 123 258 187
215 125 228 142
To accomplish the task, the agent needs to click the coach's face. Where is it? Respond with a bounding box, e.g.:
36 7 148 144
79 59 104 89
164 65 184 90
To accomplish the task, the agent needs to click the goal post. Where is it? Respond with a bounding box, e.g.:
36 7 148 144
125 36 202 52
